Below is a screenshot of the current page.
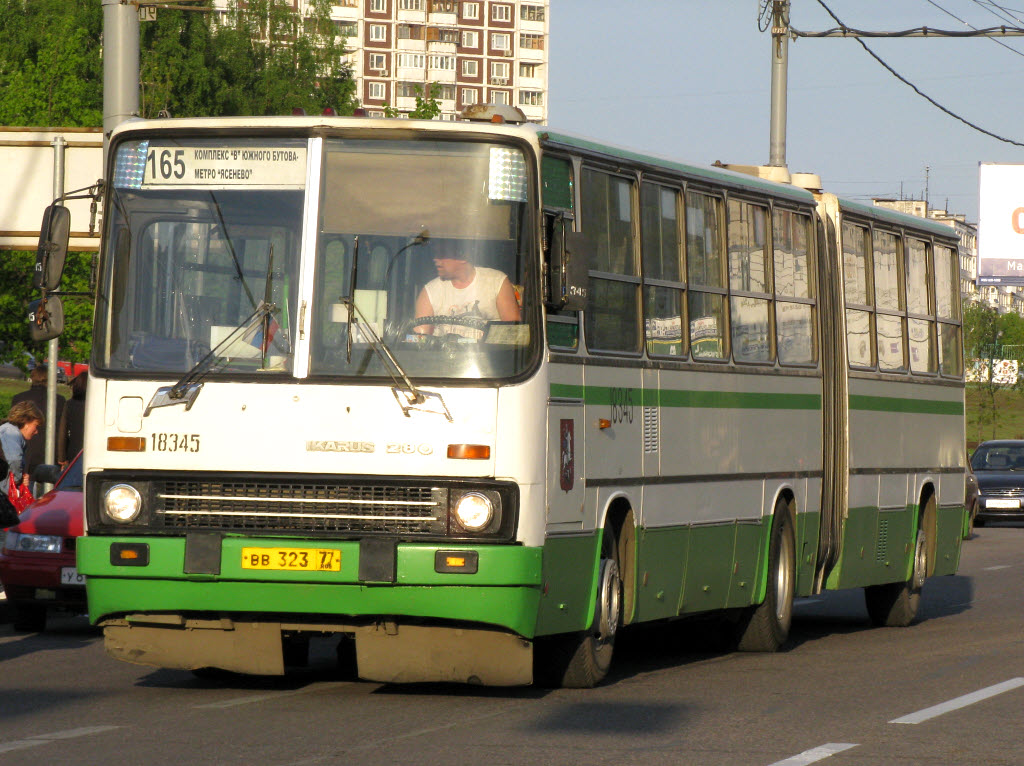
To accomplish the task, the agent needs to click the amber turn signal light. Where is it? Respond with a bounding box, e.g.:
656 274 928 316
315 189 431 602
107 436 146 452
447 444 491 460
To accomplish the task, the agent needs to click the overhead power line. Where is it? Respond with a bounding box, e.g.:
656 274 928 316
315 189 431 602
791 23 1024 37
809 0 1024 148
923 0 1024 58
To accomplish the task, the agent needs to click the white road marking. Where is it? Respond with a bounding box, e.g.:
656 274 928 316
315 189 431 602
890 678 1024 724
767 743 858 765
983 565 1011 571
0 726 120 754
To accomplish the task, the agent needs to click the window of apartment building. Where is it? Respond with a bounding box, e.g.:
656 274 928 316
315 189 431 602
396 52 426 68
430 0 456 11
461 59 479 76
369 24 387 41
490 32 510 51
437 84 455 99
371 0 387 12
396 82 418 97
490 90 509 105
461 87 479 105
429 54 455 70
334 20 357 37
369 53 387 70
368 82 386 100
399 0 425 9
521 4 545 21
518 90 544 106
519 62 539 78
490 61 510 80
462 2 479 19
491 4 511 21
397 24 424 39
461 30 478 47
520 33 544 50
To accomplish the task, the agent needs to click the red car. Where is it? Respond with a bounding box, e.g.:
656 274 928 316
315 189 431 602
0 453 85 631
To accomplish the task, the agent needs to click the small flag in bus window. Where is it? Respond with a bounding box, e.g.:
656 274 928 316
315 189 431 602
241 304 280 353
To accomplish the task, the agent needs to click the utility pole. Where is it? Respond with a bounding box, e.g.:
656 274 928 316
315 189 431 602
768 0 790 169
102 0 140 151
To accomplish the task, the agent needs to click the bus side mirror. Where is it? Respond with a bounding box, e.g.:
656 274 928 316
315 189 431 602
548 220 589 312
34 204 71 291
27 295 65 342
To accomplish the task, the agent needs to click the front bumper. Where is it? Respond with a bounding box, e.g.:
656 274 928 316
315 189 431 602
78 535 543 636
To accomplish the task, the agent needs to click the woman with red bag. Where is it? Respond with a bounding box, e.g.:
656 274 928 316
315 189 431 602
0 401 43 516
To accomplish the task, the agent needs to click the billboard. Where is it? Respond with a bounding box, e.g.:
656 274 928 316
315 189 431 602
0 127 103 252
978 163 1024 286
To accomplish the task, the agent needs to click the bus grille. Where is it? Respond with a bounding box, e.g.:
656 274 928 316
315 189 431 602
154 480 447 535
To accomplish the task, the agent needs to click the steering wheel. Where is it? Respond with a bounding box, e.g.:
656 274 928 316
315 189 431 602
404 314 491 334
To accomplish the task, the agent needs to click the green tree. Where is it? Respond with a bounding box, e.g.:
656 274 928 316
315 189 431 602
963 302 1020 441
383 82 442 119
0 0 103 126
0 0 360 365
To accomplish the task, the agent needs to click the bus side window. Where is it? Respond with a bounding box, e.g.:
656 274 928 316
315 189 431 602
686 191 728 360
842 221 874 368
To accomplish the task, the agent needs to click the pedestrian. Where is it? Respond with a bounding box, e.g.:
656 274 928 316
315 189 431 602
1 401 44 490
57 372 87 466
11 364 66 482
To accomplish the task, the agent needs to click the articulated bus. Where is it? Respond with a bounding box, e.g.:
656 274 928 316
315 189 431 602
36 106 965 687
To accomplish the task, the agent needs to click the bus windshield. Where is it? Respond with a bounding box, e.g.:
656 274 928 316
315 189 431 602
311 138 535 381
97 135 537 382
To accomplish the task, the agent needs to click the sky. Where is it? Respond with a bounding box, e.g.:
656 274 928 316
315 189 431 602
548 0 1024 224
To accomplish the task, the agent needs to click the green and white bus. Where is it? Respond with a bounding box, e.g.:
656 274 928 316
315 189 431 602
40 106 964 687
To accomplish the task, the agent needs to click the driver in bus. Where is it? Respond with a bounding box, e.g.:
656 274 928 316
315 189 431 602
413 239 521 338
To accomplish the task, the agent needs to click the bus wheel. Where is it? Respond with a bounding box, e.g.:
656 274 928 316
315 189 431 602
865 527 926 627
536 529 622 688
736 503 794 652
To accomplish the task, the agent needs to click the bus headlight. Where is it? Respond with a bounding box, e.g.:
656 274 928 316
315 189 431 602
453 491 495 532
104 484 143 523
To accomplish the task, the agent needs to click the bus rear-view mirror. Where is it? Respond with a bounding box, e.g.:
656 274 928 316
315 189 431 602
34 204 71 291
27 295 65 342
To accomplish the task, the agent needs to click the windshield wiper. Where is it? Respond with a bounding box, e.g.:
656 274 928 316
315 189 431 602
345 235 360 363
338 296 452 422
143 300 279 416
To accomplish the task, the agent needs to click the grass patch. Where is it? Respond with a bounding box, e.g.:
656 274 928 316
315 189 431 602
966 384 1024 449
0 379 72 420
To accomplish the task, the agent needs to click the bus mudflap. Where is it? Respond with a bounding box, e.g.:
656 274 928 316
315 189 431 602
103 616 285 675
354 623 533 686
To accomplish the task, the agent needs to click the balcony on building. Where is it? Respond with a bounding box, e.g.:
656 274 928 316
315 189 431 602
427 67 457 83
427 0 457 27
427 26 459 50
397 24 427 51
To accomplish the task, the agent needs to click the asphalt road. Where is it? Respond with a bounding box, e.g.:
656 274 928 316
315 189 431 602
2 526 1023 766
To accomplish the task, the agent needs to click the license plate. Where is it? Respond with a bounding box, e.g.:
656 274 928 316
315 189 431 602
241 547 341 572
60 566 86 585
986 498 1021 509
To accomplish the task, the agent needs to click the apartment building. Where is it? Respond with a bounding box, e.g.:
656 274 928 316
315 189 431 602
269 0 549 122
210 1 548 121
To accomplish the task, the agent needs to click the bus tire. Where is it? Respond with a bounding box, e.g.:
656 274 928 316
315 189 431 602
865 527 926 627
736 503 795 652
535 529 622 688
